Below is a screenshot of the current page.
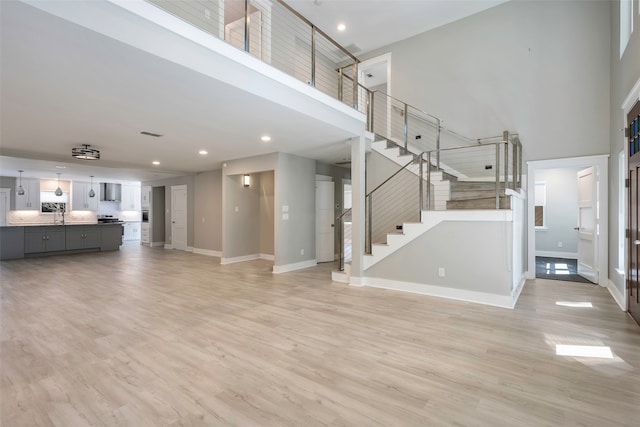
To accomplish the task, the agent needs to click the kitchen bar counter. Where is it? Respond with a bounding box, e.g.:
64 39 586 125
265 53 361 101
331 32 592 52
0 223 123 260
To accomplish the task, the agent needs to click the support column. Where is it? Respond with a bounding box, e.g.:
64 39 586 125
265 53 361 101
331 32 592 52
350 131 368 286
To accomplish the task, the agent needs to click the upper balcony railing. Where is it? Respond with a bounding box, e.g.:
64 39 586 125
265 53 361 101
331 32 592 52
147 0 360 108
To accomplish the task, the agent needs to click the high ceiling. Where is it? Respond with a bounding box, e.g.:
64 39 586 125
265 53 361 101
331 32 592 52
0 0 507 182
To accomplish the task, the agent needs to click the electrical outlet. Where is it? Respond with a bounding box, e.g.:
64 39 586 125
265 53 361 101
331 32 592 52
301 249 304 255
438 267 445 277
558 241 563 248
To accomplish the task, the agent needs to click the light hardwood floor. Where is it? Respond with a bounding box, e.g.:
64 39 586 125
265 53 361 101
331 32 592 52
1 245 639 426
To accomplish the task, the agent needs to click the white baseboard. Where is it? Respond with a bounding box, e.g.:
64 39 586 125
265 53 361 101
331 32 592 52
535 250 577 259
607 279 626 311
360 277 517 309
193 248 222 257
512 275 526 304
164 244 173 250
349 276 366 287
260 253 274 261
164 244 191 252
220 254 261 265
186 246 193 253
150 241 164 247
272 259 317 274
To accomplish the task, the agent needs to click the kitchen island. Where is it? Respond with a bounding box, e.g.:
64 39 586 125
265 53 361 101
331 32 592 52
0 223 123 260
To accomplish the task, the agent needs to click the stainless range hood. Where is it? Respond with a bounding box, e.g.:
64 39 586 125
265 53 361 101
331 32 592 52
100 183 122 201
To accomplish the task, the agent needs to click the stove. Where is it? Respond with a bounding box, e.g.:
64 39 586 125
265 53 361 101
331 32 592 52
97 215 121 224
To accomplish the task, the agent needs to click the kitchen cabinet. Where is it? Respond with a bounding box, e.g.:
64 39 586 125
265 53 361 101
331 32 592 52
142 185 151 209
100 224 123 251
72 181 99 211
123 222 141 241
15 178 40 210
65 225 100 250
24 226 65 253
121 185 141 212
141 222 150 244
0 227 24 260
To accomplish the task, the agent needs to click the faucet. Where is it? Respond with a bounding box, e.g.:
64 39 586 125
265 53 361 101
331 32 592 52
54 204 65 225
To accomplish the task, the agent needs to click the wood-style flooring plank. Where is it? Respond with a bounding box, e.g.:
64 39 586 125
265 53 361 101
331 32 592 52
1 245 639 426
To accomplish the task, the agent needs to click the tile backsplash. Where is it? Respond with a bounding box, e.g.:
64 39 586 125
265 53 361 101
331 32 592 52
9 210 97 225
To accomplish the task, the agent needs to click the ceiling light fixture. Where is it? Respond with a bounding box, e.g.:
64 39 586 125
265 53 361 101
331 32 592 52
55 173 63 196
89 176 96 198
140 131 163 138
152 161 160 165
261 135 271 142
17 170 25 196
72 144 100 160
337 23 346 31
199 150 208 155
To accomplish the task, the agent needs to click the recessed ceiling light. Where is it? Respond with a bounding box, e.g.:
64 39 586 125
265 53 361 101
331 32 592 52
261 135 271 142
337 23 346 31
199 150 208 155
152 161 160 165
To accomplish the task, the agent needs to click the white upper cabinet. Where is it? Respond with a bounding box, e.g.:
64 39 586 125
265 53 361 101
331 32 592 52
121 184 141 212
15 178 40 210
72 181 99 211
142 185 151 209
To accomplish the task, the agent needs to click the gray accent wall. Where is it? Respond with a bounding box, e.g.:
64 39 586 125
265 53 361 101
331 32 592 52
276 153 316 266
223 173 260 258
194 170 222 252
609 1 640 297
363 0 611 161
151 186 165 243
534 168 581 257
366 220 512 296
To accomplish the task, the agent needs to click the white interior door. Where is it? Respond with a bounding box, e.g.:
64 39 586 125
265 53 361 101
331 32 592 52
171 185 187 251
577 167 598 283
316 180 334 263
0 189 9 226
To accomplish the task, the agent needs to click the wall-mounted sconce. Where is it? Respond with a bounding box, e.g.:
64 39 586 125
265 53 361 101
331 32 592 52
243 174 251 187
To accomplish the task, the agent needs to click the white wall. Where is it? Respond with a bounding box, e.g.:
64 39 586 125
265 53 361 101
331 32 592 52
363 0 611 161
534 167 581 258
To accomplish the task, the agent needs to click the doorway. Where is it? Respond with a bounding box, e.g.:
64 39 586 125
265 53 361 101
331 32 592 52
171 185 188 251
527 156 609 286
316 176 334 263
627 99 640 325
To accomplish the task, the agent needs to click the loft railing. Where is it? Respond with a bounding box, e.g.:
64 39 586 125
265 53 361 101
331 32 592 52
146 0 360 109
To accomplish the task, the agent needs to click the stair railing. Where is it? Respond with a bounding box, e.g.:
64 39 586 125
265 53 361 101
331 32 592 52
335 208 352 271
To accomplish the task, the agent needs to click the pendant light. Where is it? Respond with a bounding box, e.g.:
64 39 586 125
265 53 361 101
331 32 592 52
16 170 25 196
88 175 96 198
55 173 63 196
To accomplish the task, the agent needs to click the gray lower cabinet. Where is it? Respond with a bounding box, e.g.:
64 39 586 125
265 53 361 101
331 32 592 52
66 225 100 250
100 224 123 251
24 226 66 254
0 227 25 260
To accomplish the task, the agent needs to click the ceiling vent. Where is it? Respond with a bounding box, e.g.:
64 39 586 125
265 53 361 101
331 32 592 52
140 131 163 137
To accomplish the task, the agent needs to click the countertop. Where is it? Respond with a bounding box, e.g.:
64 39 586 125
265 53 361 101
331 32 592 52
3 222 125 227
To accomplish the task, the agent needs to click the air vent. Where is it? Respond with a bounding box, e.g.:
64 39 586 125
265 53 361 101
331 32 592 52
344 43 361 54
140 131 163 137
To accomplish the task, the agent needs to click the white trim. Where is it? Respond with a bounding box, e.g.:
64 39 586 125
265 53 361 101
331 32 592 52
186 246 193 253
359 277 518 309
607 279 626 311
535 251 578 259
193 248 222 257
527 155 609 286
260 253 274 261
349 276 367 287
220 254 261 265
164 244 173 250
621 76 640 111
272 259 317 273
150 241 165 247
512 276 526 301
315 174 333 182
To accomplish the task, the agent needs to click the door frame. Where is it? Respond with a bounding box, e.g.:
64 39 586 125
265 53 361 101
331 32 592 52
526 155 609 286
621 77 640 311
